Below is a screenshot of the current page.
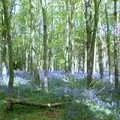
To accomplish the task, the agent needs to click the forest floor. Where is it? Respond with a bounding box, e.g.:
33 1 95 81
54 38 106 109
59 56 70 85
0 103 63 120
0 70 120 120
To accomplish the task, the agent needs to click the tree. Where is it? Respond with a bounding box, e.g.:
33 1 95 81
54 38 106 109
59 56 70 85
41 0 48 92
1 0 14 89
84 0 101 87
113 0 119 89
105 3 111 81
98 36 104 79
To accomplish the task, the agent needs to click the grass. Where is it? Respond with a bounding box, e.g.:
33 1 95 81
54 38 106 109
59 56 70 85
62 101 118 120
0 78 119 120
0 100 118 120
0 103 63 120
0 89 64 120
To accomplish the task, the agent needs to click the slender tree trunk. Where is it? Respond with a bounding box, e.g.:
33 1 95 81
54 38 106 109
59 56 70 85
1 8 7 74
65 1 75 73
105 4 111 81
98 37 104 79
114 0 119 89
2 0 14 89
48 6 54 71
41 0 48 92
85 0 101 87
65 0 70 73
29 0 33 72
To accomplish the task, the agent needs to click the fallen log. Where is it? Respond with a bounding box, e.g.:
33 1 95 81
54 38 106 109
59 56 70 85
6 98 68 111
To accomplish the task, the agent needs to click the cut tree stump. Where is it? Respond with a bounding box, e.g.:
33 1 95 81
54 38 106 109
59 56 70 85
6 98 68 111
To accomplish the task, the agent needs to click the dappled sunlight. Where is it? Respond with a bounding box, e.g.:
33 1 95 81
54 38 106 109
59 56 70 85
0 0 120 119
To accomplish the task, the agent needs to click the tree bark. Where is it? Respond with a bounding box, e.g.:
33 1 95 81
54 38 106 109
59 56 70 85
6 98 66 111
105 4 111 80
98 37 103 79
84 0 101 87
41 0 48 92
113 0 119 89
2 0 14 89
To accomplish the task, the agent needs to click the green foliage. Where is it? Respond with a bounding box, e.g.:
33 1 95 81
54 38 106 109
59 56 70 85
63 103 94 120
0 84 119 120
63 101 117 120
68 78 87 88
0 91 7 99
90 79 104 88
0 0 120 119
0 103 63 120
0 87 64 120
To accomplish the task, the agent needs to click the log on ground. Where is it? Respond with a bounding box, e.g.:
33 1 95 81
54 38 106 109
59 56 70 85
6 98 67 111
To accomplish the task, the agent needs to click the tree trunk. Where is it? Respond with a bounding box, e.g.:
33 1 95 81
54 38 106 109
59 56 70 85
41 0 48 92
2 0 14 89
114 0 119 89
65 1 75 73
85 0 101 87
105 4 111 81
6 98 66 111
1 10 7 67
98 37 104 79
